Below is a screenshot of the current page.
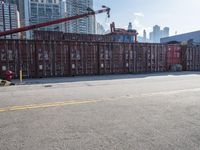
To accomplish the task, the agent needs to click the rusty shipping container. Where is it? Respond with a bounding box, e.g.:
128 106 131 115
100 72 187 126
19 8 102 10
83 42 99 75
33 30 63 41
0 40 36 79
0 40 18 78
17 40 36 78
69 42 99 76
112 43 125 74
1 38 200 79
35 41 54 77
134 43 147 73
123 43 135 73
166 44 181 70
182 45 200 71
98 43 113 74
148 44 167 72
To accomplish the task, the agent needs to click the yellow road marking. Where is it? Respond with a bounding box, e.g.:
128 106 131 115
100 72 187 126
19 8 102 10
0 100 103 113
1 87 199 113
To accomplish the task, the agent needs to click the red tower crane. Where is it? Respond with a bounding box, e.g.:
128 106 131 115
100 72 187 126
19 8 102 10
0 6 110 37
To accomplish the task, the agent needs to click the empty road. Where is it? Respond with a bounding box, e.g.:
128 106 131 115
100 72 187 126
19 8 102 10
1 72 200 150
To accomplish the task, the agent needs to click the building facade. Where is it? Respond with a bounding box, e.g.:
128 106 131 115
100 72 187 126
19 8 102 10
0 1 19 39
162 27 169 38
153 25 161 43
143 30 147 42
17 0 63 38
64 0 95 34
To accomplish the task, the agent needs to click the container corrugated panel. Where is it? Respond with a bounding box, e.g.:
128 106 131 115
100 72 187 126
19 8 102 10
84 42 98 75
0 40 18 78
150 44 162 72
53 41 64 76
123 43 133 73
152 44 160 72
146 44 152 72
185 46 193 71
194 46 200 71
180 45 187 71
135 43 147 73
167 44 181 70
33 30 63 41
69 42 84 76
62 41 71 76
183 45 200 71
35 41 54 77
159 44 167 72
112 43 125 74
194 46 200 70
98 43 112 74
131 44 137 73
18 40 36 78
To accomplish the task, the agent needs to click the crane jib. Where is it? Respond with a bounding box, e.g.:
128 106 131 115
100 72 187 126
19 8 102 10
0 7 110 37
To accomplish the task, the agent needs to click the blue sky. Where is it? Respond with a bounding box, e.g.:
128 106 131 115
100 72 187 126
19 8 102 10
94 0 200 38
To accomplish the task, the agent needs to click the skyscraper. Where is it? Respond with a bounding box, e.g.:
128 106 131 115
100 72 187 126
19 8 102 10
143 30 147 42
17 0 63 38
96 22 106 34
149 32 153 42
153 25 161 43
150 25 170 43
0 1 19 39
163 27 169 38
128 22 132 31
64 0 95 34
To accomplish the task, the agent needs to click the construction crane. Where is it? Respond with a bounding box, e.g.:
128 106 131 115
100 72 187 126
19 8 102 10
0 6 110 37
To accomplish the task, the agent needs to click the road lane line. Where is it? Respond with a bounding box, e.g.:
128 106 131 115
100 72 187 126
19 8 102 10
0 100 103 113
1 87 200 113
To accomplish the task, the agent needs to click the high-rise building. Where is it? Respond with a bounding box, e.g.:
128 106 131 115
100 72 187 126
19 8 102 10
0 1 19 39
128 22 132 31
149 32 153 42
153 25 161 43
149 25 170 43
96 22 105 34
143 30 147 42
17 0 63 38
64 0 95 34
163 27 169 38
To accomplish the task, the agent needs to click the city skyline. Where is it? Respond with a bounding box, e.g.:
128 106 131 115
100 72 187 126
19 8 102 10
1 0 200 39
94 0 200 37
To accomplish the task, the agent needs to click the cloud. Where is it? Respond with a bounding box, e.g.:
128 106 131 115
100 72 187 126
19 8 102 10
133 19 140 28
133 12 144 17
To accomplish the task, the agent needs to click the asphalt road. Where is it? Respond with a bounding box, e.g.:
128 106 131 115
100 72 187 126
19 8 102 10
1 72 200 150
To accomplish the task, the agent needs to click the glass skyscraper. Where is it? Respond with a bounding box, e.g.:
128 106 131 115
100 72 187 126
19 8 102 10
0 1 19 39
64 0 95 34
17 0 63 38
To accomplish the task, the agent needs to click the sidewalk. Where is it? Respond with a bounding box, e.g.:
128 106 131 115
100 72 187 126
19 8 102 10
12 71 200 86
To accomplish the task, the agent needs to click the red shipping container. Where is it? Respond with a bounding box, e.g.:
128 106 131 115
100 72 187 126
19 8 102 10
167 44 181 70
